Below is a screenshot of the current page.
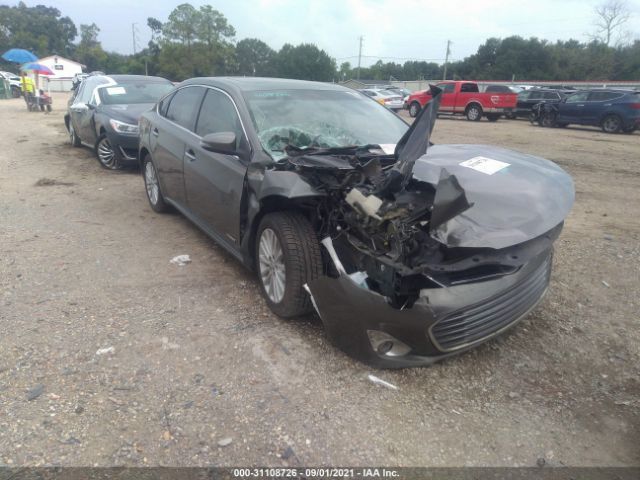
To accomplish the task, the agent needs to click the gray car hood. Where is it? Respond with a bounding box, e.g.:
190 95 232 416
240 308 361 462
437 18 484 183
412 144 574 249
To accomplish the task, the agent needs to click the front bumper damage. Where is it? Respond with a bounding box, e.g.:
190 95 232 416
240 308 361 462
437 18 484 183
307 247 552 368
262 86 573 367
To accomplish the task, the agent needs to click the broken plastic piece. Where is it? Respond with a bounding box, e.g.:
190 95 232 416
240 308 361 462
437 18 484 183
345 188 383 220
320 237 347 275
348 271 369 289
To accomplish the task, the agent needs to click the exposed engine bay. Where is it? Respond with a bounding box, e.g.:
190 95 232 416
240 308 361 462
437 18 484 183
262 87 574 309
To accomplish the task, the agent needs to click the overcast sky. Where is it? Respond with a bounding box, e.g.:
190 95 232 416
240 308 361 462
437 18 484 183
13 0 640 65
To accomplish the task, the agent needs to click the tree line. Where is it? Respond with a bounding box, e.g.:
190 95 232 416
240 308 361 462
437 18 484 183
1 1 638 83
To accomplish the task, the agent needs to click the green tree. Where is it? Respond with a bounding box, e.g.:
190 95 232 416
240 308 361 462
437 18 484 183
0 2 77 58
276 43 336 81
236 38 276 76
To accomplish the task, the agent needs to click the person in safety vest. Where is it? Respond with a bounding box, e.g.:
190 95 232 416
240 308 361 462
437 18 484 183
20 72 36 109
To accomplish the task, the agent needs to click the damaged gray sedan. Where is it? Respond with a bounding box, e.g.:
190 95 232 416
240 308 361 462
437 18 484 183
139 78 574 368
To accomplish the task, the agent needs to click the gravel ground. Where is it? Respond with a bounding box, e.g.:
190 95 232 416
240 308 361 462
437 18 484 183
0 94 638 467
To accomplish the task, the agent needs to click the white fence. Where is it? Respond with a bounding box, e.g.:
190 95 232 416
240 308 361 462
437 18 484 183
390 80 640 93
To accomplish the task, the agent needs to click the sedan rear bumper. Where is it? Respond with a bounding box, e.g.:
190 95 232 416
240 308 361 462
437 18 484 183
306 251 552 368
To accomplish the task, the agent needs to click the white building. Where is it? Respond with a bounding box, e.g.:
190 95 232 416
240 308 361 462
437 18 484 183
37 55 85 92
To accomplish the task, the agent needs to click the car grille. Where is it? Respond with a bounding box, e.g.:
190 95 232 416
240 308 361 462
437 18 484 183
429 255 552 352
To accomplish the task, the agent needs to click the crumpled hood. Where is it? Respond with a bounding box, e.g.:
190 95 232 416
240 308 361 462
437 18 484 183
412 144 574 249
100 103 154 124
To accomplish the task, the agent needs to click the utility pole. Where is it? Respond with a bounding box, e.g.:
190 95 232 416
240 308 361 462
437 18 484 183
443 40 451 80
132 23 139 55
356 35 364 80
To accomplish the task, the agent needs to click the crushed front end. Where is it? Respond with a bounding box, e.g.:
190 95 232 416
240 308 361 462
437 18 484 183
265 88 574 367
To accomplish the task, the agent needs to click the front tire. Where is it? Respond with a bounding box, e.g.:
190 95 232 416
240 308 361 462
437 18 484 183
539 112 557 128
96 134 121 170
256 212 322 318
143 157 169 213
466 104 483 121
408 102 421 118
601 114 622 133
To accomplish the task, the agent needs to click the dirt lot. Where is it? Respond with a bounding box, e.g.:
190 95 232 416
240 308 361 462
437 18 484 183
0 93 638 467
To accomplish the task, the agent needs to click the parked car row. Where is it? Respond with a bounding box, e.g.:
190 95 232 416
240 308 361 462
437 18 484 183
531 88 640 133
62 74 574 368
399 82 639 133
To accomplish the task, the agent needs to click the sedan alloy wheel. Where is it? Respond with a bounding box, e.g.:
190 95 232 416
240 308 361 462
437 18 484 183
96 135 119 169
258 228 286 304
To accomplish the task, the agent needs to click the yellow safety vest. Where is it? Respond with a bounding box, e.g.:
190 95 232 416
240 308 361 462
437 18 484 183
21 76 35 93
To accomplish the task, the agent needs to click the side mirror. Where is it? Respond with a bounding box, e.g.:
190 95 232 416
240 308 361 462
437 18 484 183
201 132 237 155
71 102 88 112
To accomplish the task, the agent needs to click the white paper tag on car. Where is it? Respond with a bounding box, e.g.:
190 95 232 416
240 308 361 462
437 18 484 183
106 86 126 95
459 156 510 175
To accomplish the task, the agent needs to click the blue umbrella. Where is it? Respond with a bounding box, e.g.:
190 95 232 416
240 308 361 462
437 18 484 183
2 48 38 63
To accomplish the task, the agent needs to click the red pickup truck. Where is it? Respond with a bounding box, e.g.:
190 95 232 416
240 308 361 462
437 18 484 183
405 81 517 121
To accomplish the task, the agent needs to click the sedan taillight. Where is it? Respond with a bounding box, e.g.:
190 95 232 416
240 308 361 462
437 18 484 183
629 103 640 109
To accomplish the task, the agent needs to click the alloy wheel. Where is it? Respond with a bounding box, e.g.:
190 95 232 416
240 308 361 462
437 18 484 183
97 137 117 169
258 228 286 304
602 115 621 133
467 106 481 121
144 161 159 206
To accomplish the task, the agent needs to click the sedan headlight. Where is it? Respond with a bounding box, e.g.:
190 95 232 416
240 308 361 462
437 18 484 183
109 119 139 135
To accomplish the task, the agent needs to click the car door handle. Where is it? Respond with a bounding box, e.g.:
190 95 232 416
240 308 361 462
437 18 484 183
152 128 159 137
185 149 196 161
577 104 585 107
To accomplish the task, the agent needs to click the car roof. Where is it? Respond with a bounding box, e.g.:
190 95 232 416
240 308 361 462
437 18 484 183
181 77 351 93
583 88 636 93
105 74 171 84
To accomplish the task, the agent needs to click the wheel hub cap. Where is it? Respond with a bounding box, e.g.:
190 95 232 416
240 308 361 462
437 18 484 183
259 228 286 303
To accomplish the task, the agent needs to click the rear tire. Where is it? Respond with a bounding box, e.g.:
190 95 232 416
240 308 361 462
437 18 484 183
408 102 421 118
143 157 169 213
256 212 322 318
601 114 622 133
466 104 483 121
69 123 81 147
11 86 21 98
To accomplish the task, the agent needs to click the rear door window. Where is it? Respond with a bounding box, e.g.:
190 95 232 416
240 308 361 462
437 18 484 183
543 92 560 100
588 91 624 102
165 86 206 131
460 83 478 93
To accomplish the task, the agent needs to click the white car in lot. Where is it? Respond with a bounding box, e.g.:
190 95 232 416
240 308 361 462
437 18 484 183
0 71 22 97
359 89 404 112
